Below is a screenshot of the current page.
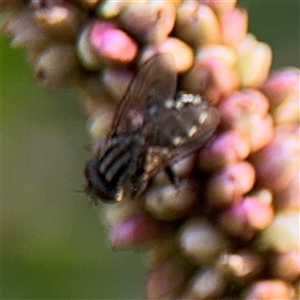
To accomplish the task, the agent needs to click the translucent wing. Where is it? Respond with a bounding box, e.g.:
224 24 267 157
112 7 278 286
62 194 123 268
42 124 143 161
110 53 177 137
142 95 220 161
169 105 220 161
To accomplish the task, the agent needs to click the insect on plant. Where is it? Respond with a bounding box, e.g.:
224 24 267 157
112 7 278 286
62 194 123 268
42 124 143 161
85 53 220 203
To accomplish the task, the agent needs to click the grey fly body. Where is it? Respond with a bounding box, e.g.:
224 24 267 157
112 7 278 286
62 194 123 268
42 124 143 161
85 54 220 203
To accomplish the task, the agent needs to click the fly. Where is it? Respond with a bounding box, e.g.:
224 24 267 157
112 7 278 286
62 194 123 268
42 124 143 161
85 53 220 203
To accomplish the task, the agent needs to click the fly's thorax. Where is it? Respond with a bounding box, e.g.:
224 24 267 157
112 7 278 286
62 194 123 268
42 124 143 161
86 133 146 202
100 134 145 180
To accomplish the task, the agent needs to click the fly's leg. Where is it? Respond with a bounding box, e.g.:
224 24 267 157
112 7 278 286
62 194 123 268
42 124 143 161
164 166 180 186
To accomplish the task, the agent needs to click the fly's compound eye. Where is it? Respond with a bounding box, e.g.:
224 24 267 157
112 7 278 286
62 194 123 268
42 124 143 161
84 158 118 203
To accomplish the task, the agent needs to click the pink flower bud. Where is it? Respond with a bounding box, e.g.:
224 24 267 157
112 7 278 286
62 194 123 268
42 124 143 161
182 55 239 104
202 0 237 17
242 280 294 300
206 162 255 207
219 196 274 240
218 89 274 151
219 89 269 125
198 130 250 171
261 69 300 125
109 215 163 248
220 8 248 47
251 127 299 191
78 20 138 70
90 21 138 63
261 68 300 109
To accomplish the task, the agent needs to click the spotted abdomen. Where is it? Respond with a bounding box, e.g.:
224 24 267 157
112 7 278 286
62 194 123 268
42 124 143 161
143 93 220 160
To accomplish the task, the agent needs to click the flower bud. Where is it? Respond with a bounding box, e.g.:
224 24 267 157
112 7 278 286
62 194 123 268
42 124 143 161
140 37 194 73
145 180 197 221
104 198 144 227
258 211 300 253
179 218 229 264
175 2 221 47
216 251 264 283
206 161 255 207
182 47 239 103
32 0 85 41
261 68 300 125
220 8 248 47
109 214 164 249
261 68 300 109
97 0 130 19
218 89 273 151
198 130 250 171
219 196 274 240
274 169 300 211
242 280 294 300
2 7 49 48
251 127 299 191
202 0 237 17
120 1 176 44
87 104 115 139
237 34 272 87
186 267 226 299
146 258 188 299
77 20 138 70
272 92 300 125
35 44 80 87
172 155 195 179
270 250 300 281
197 45 237 68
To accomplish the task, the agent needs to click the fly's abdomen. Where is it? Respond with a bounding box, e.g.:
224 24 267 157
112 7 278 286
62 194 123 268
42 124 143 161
145 94 220 157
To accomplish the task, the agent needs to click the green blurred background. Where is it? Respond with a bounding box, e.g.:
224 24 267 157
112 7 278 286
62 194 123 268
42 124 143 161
1 1 299 299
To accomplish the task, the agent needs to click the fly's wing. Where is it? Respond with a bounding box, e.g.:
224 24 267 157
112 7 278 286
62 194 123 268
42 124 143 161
143 96 220 161
170 104 220 161
110 53 177 137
